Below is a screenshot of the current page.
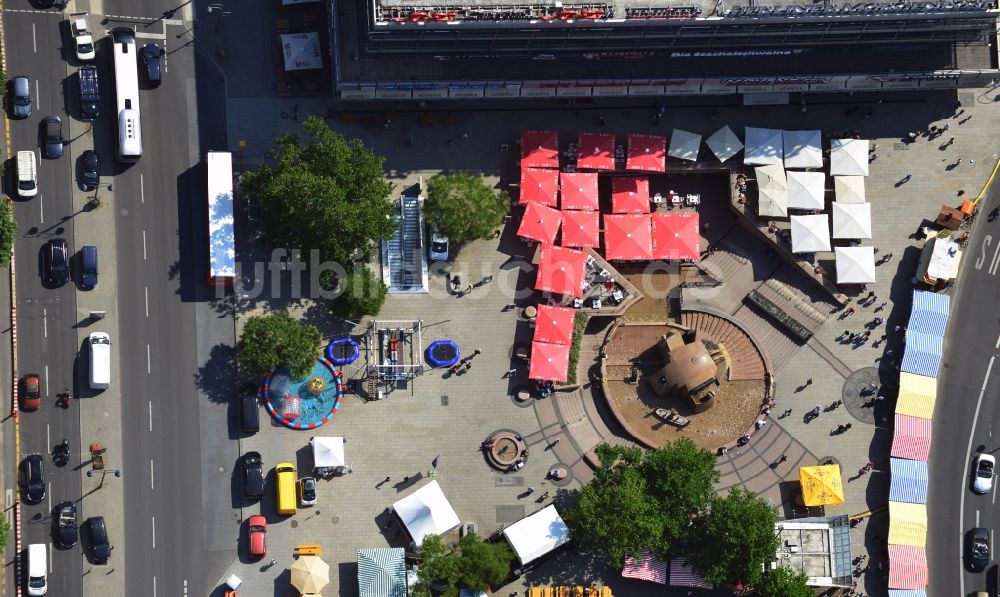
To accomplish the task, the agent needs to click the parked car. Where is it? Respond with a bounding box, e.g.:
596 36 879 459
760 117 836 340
246 515 266 558
299 477 317 506
86 517 111 564
79 149 99 191
142 43 161 86
429 229 449 261
23 454 45 504
54 501 78 548
22 374 41 411
10 76 32 119
969 527 990 572
45 239 70 286
42 115 63 159
243 451 263 500
240 384 259 434
79 245 98 290
973 452 995 494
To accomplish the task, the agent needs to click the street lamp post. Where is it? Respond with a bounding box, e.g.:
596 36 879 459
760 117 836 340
87 468 122 489
90 182 113 209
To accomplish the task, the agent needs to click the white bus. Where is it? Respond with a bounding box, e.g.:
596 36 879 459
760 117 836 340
110 28 142 162
206 151 235 286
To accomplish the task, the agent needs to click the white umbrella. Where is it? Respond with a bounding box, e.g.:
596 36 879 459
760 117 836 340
668 129 702 162
835 247 876 284
281 32 323 71
744 127 784 166
705 125 743 162
754 164 788 217
830 139 870 176
290 556 330 594
782 130 823 169
831 202 872 239
834 176 866 203
786 171 826 210
790 214 831 253
311 437 346 468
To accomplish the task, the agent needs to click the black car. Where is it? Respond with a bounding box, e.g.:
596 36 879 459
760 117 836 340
42 115 63 159
243 451 264 500
86 516 111 564
45 239 70 286
241 384 260 434
142 43 161 86
80 149 99 191
969 527 990 572
23 454 45 504
54 501 78 548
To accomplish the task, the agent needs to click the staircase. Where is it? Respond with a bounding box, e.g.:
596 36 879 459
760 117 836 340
679 311 766 381
382 195 429 293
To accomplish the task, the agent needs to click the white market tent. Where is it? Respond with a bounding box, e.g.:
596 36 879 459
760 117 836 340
831 202 873 239
830 139 870 176
786 170 826 210
311 437 345 469
782 130 823 169
502 505 572 566
705 125 743 162
754 164 788 217
391 481 461 547
281 32 323 71
667 129 702 162
790 214 831 253
744 127 784 166
834 176 866 203
835 247 876 284
358 548 407 597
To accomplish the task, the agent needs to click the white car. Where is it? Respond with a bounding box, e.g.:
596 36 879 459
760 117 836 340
299 477 317 506
429 230 449 262
973 453 995 494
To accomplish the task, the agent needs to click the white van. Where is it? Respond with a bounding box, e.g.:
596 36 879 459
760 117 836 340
27 543 46 595
88 332 111 390
17 151 37 198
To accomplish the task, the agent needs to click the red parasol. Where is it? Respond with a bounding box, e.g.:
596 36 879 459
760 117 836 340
520 130 559 169
603 214 653 261
651 212 700 261
520 167 559 206
529 340 571 382
577 132 616 171
517 200 563 245
560 210 600 248
626 133 667 173
535 245 588 297
559 172 599 210
611 177 650 214
533 304 576 345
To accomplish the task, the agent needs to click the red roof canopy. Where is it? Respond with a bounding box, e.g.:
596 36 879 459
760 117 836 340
559 172 599 210
535 245 588 297
519 167 559 206
560 210 600 248
533 304 576 345
611 177 650 214
603 214 653 261
651 212 701 261
529 340 571 382
517 201 563 245
626 134 667 173
577 132 616 171
520 130 559 169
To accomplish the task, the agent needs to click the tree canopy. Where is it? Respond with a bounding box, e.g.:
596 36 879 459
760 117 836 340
754 565 813 597
0 199 16 269
414 533 514 597
241 116 397 265
424 173 509 243
238 312 322 378
331 268 387 317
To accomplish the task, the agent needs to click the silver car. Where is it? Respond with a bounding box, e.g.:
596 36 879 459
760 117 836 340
11 76 31 119
973 453 995 494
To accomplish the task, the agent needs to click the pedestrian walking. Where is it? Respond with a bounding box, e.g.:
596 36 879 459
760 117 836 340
847 307 856 315
778 454 788 463
874 395 885 402
505 368 517 377
885 348 894 357
844 423 852 431
451 275 461 288
883 253 893 262
473 348 481 357
894 324 902 333
942 123 950 132
464 361 472 371
866 290 875 299
900 174 912 184
875 302 887 312
527 485 536 494
806 378 813 385
465 283 473 294
382 476 391 484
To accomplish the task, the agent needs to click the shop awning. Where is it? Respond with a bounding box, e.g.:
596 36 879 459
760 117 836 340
901 330 943 378
830 138 870 176
520 167 559 206
534 304 576 346
281 32 323 71
786 170 826 210
896 372 937 420
502 505 571 566
888 502 928 547
577 132 616 171
391 480 461 546
888 590 927 597
622 551 668 585
908 290 951 337
651 212 700 261
358 548 407 597
891 414 932 461
888 544 928 590
529 341 571 382
744 127 784 166
782 130 823 169
668 129 702 162
560 210 600 248
831 202 872 239
799 464 845 506
705 125 743 162
834 247 876 284
535 245 588 298
626 134 666 172
754 164 788 217
517 200 563 245
669 558 712 589
559 172 599 211
889 458 929 504
603 214 653 261
611 177 650 214
521 130 559 169
834 176 866 203
790 214 831 253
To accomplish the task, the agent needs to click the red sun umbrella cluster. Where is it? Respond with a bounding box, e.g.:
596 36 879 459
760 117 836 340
529 340 571 382
519 167 559 206
559 172 599 211
533 304 576 345
603 214 653 261
560 210 600 248
517 200 562 245
535 245 588 297
651 212 700 261
611 177 650 214
520 130 559 169
577 132 616 171
626 133 667 173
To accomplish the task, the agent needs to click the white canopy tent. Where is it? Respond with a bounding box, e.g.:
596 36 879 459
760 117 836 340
790 214 831 253
834 176 866 203
311 437 346 474
281 32 323 71
782 130 823 169
744 127 784 166
667 129 702 162
754 164 788 218
391 481 461 547
831 202 873 239
502 505 572 566
835 247 876 284
786 171 826 210
705 125 743 162
830 139 870 176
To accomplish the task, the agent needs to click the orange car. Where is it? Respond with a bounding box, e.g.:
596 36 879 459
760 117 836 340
22 374 40 411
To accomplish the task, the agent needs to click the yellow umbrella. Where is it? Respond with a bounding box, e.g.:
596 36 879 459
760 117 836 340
799 464 845 506
290 555 330 594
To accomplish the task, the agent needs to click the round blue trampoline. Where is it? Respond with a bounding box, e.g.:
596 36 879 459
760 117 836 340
426 339 460 368
326 337 359 366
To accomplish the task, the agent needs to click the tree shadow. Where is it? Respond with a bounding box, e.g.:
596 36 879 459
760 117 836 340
194 342 237 404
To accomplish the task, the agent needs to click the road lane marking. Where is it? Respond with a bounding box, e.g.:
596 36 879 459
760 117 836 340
151 516 156 548
46 424 49 454
32 23 36 53
147 344 151 373
42 308 46 338
150 458 154 489
962 354 997 597
142 230 147 260
995 333 1000 350
39 194 43 223
145 286 149 317
977 509 981 526
46 482 50 510
44 365 48 395
48 543 52 573
34 79 39 111
148 401 152 431
140 173 144 203
153 576 156 597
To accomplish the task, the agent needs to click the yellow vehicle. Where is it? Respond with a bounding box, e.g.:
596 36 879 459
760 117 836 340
275 462 297 515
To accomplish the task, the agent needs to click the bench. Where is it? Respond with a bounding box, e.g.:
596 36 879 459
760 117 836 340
295 544 323 556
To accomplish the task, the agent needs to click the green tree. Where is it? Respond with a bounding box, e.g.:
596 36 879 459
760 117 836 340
424 173 509 243
754 565 813 597
688 486 779 588
238 312 322 378
331 268 387 317
0 199 15 269
0 517 9 551
415 533 514 595
241 116 396 265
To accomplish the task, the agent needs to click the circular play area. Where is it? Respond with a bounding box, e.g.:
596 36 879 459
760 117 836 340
262 358 344 430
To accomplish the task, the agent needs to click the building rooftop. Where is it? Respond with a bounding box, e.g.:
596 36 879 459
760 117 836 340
773 516 853 587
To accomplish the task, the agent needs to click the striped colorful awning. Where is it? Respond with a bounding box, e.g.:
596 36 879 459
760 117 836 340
622 551 668 585
358 548 407 597
888 502 928 547
669 558 712 589
901 330 943 378
908 290 950 337
896 373 936 420
891 415 932 461
888 590 927 597
888 544 928 589
889 458 929 504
